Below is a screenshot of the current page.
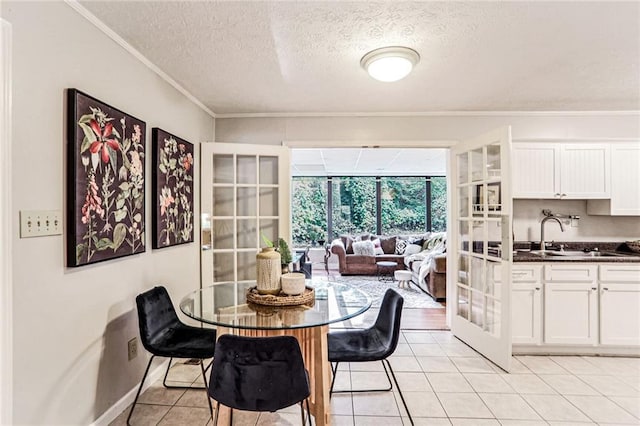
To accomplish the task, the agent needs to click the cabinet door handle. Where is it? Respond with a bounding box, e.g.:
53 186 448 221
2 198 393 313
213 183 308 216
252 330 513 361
603 287 609 291
554 193 561 197
535 287 541 291
561 193 567 197
591 287 597 291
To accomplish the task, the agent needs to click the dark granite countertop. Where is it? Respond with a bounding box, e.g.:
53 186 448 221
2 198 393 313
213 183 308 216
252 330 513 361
513 241 640 263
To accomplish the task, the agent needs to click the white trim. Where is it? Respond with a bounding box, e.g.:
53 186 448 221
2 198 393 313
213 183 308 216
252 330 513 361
217 110 640 119
89 359 169 426
64 0 216 118
0 19 12 426
282 139 457 148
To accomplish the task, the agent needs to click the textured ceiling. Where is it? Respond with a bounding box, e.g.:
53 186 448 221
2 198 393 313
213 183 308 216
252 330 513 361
80 1 640 114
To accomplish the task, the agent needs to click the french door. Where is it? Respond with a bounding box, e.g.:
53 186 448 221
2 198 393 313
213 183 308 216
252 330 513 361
200 143 290 288
450 127 513 372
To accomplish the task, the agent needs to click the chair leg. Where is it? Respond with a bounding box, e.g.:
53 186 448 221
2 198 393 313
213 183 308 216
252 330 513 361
305 398 312 426
162 357 208 390
212 401 220 426
126 355 155 426
300 401 305 425
330 360 392 394
200 360 214 419
383 359 414 426
329 362 339 395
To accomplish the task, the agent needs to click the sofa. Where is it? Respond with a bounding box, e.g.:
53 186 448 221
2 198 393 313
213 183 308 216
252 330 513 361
403 234 447 301
330 234 407 275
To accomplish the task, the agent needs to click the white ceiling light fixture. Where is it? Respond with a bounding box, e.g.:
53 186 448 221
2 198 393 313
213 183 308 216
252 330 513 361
360 46 420 82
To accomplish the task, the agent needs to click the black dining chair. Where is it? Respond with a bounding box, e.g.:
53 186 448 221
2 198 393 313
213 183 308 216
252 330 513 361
208 334 312 425
128 286 216 425
327 289 413 425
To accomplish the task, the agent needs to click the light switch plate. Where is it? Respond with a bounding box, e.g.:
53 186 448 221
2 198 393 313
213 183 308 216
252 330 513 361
20 210 63 238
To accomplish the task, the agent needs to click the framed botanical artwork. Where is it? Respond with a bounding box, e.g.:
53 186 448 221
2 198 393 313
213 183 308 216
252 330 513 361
152 128 194 248
474 182 502 213
67 89 146 267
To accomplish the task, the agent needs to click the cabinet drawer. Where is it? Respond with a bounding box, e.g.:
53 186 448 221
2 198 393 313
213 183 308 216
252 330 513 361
493 264 541 282
544 264 598 282
600 264 640 282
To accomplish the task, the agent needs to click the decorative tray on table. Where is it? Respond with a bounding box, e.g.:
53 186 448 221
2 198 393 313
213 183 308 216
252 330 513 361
246 286 315 307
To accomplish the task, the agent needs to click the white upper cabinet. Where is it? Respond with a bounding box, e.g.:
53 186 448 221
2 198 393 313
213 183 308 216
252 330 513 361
513 143 610 199
587 143 640 216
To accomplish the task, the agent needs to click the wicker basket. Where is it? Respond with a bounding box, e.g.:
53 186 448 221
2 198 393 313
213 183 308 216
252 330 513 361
626 240 640 253
246 286 315 306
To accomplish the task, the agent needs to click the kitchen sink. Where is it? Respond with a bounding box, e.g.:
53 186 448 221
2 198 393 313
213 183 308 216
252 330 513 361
528 250 626 258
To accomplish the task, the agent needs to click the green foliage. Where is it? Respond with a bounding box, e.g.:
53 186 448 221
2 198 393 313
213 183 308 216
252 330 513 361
292 175 447 244
277 238 292 265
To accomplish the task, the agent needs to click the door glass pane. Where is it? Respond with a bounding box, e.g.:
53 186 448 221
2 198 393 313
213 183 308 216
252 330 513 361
237 219 257 248
237 155 257 184
487 220 502 258
472 183 484 217
458 254 470 285
457 286 469 319
487 183 502 217
213 187 234 216
237 187 256 216
238 251 257 281
259 188 278 217
487 144 501 180
470 257 484 291
470 290 484 327
486 298 501 336
471 148 484 182
458 153 469 184
212 219 234 250
459 220 470 252
213 154 233 184
259 219 279 246
472 220 485 255
214 252 234 282
259 156 279 184
458 186 469 218
486 260 501 297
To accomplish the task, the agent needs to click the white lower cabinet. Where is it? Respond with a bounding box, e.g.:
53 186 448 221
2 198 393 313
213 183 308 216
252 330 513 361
511 265 543 345
544 282 598 345
599 264 640 346
512 263 640 351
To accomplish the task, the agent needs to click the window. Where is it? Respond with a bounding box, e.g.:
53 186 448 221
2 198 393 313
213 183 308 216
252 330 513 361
291 176 446 245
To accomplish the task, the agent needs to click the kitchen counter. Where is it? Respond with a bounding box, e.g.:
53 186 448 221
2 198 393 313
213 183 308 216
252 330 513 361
513 241 640 263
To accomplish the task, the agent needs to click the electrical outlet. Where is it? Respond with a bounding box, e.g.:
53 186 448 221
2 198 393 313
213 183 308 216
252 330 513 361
128 337 138 361
20 210 62 238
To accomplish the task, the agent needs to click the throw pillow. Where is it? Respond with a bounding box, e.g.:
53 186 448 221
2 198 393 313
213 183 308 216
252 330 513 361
404 243 422 256
352 240 375 256
379 236 397 254
372 238 384 255
340 235 356 254
395 238 408 255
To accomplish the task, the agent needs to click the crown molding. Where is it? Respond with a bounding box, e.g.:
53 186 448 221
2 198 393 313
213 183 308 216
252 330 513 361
216 110 640 119
64 0 216 118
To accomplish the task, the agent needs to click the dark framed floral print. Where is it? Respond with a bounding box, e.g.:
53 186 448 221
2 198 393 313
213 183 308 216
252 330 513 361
67 89 146 267
152 128 194 249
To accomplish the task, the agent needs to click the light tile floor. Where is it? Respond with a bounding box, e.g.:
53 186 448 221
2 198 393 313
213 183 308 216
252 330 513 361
111 331 640 426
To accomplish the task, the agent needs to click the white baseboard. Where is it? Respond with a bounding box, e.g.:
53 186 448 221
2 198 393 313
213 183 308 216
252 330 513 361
89 359 169 426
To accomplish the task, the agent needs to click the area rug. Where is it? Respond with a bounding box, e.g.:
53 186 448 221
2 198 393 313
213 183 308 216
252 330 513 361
316 275 444 309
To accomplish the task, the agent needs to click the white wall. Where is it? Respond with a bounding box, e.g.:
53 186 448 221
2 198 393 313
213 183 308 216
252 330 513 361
216 115 640 242
2 2 214 424
514 199 640 243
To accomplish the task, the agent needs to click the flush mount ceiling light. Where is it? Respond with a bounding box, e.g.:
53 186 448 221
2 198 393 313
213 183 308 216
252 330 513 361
360 46 420 82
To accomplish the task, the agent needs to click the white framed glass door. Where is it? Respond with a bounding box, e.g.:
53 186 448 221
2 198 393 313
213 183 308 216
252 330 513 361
201 143 290 288
450 127 513 372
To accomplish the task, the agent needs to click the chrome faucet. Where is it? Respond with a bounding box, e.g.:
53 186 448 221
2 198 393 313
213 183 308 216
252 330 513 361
540 215 565 251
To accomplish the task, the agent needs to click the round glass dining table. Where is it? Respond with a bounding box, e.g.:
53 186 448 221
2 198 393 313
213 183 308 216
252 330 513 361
179 280 371 426
179 279 372 330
